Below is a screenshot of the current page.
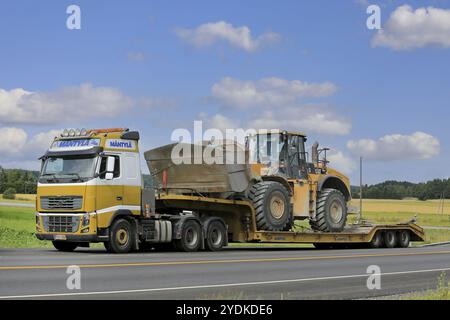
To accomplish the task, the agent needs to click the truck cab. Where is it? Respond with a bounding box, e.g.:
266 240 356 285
36 128 143 251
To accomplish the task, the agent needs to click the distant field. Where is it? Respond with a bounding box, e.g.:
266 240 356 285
351 199 450 215
0 194 36 203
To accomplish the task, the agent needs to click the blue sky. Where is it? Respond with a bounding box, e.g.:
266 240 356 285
0 0 449 184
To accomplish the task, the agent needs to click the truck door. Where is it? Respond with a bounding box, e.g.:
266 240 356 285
95 154 124 228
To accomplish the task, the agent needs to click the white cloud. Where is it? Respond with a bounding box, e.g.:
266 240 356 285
347 132 440 160
248 106 351 136
0 128 60 159
0 83 133 125
0 127 28 156
372 5 450 50
198 113 239 132
175 21 281 52
212 77 338 109
328 150 358 174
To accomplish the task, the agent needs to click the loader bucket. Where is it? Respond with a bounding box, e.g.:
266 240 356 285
144 141 252 195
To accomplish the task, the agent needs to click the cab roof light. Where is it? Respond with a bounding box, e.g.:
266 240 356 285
61 128 91 138
89 128 129 134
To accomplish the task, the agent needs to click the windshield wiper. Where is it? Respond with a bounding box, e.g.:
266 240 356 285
63 173 82 181
41 173 57 180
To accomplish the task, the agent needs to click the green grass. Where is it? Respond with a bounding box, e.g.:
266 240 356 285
0 206 51 248
404 272 450 300
350 211 450 227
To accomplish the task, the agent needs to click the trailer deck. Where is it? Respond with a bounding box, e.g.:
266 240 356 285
155 194 425 247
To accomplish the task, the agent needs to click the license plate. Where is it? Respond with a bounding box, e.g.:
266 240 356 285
54 235 67 240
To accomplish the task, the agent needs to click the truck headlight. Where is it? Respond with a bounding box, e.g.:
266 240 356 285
82 214 90 227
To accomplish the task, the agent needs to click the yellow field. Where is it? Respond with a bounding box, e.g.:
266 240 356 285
0 194 36 203
351 199 450 215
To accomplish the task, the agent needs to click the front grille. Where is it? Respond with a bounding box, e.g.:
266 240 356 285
42 215 80 233
41 196 83 210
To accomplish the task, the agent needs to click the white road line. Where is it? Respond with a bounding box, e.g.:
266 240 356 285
1 267 449 299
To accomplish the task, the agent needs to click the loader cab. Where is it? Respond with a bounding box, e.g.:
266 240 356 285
247 131 308 180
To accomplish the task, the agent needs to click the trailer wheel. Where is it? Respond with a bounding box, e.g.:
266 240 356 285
107 218 134 254
205 220 226 251
52 241 78 252
370 232 384 249
175 220 202 252
398 230 410 248
249 181 293 232
384 230 397 248
310 188 347 232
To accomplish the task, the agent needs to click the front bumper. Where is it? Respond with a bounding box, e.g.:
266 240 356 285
35 233 101 242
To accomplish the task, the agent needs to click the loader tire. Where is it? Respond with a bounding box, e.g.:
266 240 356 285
249 181 293 232
310 188 347 232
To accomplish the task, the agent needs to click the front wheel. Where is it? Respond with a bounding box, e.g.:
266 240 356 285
310 189 348 232
106 218 134 254
52 241 78 252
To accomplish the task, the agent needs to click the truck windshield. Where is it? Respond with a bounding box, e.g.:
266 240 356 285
40 156 98 183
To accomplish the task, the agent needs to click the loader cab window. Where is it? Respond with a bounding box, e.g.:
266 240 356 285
285 135 308 179
249 134 284 167
99 155 120 179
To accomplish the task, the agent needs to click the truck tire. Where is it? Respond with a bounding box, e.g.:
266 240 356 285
205 220 226 251
384 230 397 248
106 218 134 254
52 241 78 252
249 181 292 232
310 188 347 232
370 231 384 248
174 220 202 252
398 230 410 248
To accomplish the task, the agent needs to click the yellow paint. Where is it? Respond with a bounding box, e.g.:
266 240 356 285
292 181 310 217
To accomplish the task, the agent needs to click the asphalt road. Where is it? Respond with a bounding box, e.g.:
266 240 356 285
0 245 449 300
0 202 34 208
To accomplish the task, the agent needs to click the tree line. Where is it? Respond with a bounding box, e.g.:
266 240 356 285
351 179 450 201
1 166 449 201
0 167 40 195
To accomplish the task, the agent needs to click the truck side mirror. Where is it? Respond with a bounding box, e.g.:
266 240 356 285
105 156 115 180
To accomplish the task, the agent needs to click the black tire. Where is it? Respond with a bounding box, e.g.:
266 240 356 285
310 189 348 232
52 241 78 252
174 220 202 252
384 230 397 248
249 181 293 232
370 232 384 249
107 218 134 254
313 243 332 249
205 220 227 251
397 230 410 248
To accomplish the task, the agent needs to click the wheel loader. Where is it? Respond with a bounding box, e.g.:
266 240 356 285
147 130 352 233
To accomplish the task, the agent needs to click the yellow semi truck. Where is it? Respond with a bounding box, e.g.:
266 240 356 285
35 128 424 253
